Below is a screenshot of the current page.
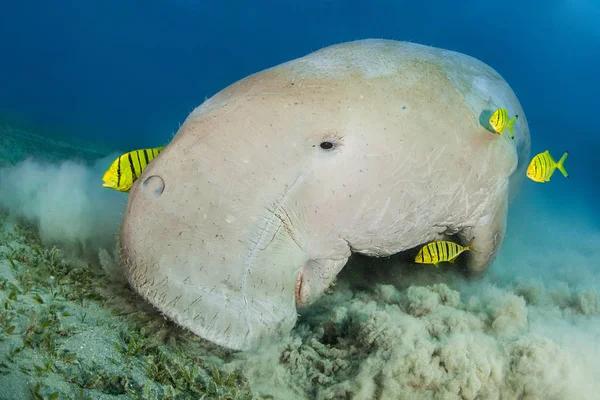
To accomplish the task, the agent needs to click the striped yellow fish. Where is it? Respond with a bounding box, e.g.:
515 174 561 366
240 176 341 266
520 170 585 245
526 150 569 183
489 108 518 139
414 239 477 268
102 146 164 192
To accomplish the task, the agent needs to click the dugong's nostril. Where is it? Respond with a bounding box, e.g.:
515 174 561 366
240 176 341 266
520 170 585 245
142 175 165 198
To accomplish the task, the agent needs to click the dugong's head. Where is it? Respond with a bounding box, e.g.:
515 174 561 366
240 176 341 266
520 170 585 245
119 39 530 350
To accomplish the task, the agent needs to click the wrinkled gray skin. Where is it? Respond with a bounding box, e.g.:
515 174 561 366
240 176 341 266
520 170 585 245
119 39 530 351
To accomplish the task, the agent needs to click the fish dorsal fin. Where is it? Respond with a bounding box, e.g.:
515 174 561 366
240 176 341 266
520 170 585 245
545 150 556 164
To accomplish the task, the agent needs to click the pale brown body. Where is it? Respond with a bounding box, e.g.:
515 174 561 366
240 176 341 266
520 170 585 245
119 39 531 350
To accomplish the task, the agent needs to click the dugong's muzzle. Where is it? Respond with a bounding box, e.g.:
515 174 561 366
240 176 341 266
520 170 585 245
119 138 310 351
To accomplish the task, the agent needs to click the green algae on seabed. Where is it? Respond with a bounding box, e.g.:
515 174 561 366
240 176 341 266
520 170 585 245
0 210 261 400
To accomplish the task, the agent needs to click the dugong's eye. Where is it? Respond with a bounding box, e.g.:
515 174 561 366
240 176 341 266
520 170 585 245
319 141 334 150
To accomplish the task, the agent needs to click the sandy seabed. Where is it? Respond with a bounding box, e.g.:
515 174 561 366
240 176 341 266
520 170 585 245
0 129 598 400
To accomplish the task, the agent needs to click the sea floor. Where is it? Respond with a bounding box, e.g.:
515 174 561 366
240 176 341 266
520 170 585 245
0 128 599 400
0 216 254 400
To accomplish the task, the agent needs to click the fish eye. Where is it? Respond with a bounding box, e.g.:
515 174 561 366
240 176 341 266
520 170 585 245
319 141 334 150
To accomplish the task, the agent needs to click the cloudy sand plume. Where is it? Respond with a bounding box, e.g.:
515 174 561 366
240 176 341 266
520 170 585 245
0 153 127 267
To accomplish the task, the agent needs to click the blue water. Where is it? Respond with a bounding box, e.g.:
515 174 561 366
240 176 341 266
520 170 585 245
1 1 598 169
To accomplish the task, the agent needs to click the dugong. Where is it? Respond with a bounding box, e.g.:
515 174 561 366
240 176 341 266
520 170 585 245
119 39 530 351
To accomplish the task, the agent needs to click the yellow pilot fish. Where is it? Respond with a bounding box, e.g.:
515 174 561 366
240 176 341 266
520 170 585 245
414 239 477 268
526 150 569 183
489 108 518 139
102 146 164 192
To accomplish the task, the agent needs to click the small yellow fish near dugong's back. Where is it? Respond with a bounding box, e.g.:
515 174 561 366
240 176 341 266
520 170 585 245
102 146 164 192
489 107 518 139
526 150 569 183
414 239 478 268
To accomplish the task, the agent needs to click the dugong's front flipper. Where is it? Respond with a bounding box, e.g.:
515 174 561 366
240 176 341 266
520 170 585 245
461 190 509 276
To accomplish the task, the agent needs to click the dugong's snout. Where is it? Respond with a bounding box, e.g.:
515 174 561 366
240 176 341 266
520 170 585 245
119 140 312 351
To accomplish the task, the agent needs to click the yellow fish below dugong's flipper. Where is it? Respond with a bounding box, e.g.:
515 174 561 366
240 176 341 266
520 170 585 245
414 238 478 268
526 150 569 183
102 146 164 192
489 107 518 139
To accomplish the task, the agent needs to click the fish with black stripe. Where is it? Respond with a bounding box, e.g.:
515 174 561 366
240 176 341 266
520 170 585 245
489 107 518 139
526 150 569 183
414 238 477 268
102 146 164 192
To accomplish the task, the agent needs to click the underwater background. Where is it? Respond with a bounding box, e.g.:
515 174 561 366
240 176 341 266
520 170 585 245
0 1 599 399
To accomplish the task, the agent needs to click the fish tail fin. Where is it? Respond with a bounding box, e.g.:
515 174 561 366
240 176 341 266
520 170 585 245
507 116 518 139
557 151 569 178
465 237 480 253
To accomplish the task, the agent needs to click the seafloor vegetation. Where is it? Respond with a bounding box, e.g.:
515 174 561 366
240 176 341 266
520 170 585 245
0 210 258 400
